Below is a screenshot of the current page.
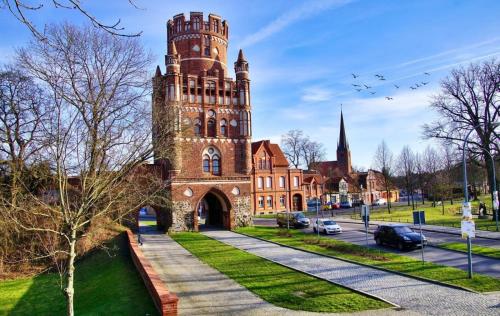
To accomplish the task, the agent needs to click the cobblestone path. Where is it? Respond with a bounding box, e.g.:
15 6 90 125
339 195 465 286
202 230 500 316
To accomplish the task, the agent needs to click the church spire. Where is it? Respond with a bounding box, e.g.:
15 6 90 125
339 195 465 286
338 110 349 151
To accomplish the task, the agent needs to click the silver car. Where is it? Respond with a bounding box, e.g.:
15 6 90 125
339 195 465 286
313 218 342 234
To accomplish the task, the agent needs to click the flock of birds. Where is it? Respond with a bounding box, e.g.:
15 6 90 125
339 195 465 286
349 72 431 101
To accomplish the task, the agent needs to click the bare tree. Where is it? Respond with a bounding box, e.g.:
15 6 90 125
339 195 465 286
414 152 426 205
423 59 499 204
1 0 142 40
11 23 156 316
301 138 326 170
422 146 442 209
281 129 305 168
0 65 49 206
397 146 416 209
373 140 394 213
441 143 458 205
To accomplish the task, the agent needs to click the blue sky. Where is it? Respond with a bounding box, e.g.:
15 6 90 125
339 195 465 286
1 0 499 168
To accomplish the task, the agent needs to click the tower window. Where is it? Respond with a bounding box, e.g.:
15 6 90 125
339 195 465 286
176 20 182 32
220 119 227 137
205 81 216 104
207 119 216 137
194 118 202 136
202 146 222 176
193 17 200 30
203 155 210 172
213 20 219 32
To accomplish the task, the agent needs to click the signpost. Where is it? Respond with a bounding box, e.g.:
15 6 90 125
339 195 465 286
493 190 499 232
413 210 426 264
361 205 370 246
461 202 475 277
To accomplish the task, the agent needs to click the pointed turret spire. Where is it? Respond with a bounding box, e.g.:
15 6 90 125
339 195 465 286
338 110 349 150
155 65 162 77
237 49 246 63
168 40 178 55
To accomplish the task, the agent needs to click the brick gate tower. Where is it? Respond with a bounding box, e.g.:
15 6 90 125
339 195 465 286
152 12 253 231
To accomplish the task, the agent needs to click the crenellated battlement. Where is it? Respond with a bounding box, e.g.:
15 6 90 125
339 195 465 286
167 12 229 41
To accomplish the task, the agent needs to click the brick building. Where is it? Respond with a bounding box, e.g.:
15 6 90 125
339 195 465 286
152 12 253 231
251 140 304 214
317 111 399 205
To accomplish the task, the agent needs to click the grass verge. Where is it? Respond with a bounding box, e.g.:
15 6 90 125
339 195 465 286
171 232 390 313
437 242 500 259
236 226 500 293
0 233 157 316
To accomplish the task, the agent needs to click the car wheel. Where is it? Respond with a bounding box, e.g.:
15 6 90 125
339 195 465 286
313 227 317 233
323 229 327 234
375 237 382 245
397 242 404 251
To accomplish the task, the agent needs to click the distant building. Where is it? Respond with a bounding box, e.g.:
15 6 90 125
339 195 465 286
316 111 399 205
251 140 304 214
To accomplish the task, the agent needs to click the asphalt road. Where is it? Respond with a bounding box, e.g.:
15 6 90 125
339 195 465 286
253 217 500 279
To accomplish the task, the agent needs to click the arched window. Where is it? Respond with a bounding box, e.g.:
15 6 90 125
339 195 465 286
193 17 200 30
203 155 210 172
194 118 202 136
202 147 221 176
220 119 227 137
207 118 216 137
212 155 220 175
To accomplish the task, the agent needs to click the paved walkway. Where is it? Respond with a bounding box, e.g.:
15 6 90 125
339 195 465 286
202 230 500 316
139 231 403 316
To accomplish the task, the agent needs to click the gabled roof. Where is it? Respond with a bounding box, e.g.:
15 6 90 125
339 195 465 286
303 174 324 185
252 140 289 167
316 161 341 177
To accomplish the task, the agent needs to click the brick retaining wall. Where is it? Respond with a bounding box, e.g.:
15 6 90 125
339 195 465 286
126 230 178 316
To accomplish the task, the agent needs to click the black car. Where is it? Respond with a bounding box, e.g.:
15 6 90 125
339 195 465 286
374 224 427 250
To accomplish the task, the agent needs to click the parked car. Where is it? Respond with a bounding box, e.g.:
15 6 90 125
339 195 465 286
374 224 427 250
340 201 352 208
277 211 310 228
331 202 340 209
372 198 387 206
313 218 342 234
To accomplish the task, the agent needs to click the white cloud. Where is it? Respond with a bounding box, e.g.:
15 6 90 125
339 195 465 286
239 0 352 47
301 86 333 102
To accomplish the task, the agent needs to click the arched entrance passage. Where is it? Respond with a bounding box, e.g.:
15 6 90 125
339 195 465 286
196 190 231 230
134 205 162 233
292 194 303 211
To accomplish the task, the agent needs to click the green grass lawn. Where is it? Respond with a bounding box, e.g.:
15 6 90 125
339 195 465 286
0 233 157 316
437 242 500 259
139 219 157 228
171 232 389 313
236 226 500 293
350 196 499 232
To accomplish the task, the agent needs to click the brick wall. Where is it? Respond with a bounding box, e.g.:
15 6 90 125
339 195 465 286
126 230 178 316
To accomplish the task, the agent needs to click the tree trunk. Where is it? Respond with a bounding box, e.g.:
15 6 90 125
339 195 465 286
65 230 77 316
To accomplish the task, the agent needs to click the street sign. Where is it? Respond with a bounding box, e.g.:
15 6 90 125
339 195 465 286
462 202 472 218
493 191 499 211
461 220 476 239
413 210 425 225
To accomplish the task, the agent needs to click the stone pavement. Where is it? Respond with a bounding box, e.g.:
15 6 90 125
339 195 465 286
203 230 500 316
139 231 405 316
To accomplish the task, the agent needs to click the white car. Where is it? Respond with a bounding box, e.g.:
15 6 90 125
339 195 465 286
313 218 342 234
373 198 387 206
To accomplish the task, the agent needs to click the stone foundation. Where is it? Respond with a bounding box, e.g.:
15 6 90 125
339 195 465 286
170 200 193 232
234 196 252 227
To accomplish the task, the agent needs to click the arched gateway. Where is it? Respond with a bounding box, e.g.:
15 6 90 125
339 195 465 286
196 190 232 230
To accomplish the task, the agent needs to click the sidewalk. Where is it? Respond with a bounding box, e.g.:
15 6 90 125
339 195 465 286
334 217 500 240
139 232 401 316
203 230 500 316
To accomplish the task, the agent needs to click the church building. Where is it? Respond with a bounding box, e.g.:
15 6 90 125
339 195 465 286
152 12 253 231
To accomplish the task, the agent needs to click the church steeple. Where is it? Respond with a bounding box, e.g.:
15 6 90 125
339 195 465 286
337 110 349 151
336 109 352 174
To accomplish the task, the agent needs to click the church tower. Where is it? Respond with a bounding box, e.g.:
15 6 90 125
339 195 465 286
152 12 253 232
336 110 352 174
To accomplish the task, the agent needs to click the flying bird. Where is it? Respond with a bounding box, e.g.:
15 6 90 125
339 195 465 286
410 86 417 90
352 73 359 78
352 84 361 87
355 88 362 92
385 97 393 100
415 83 421 88
375 74 383 78
421 81 429 85
394 84 400 89
370 91 376 95
424 72 430 75
364 84 372 89
379 77 386 81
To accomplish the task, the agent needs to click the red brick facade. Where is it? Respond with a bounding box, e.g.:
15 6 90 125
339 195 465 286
152 12 253 231
251 140 305 214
